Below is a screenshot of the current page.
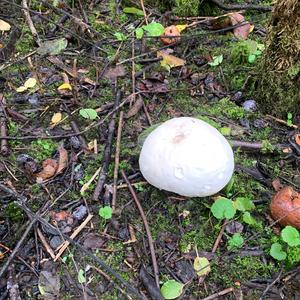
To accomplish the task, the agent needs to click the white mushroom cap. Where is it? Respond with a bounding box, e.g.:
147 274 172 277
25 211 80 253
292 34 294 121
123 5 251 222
139 117 234 197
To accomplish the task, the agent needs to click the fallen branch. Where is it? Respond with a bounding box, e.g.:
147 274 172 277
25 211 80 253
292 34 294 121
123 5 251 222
121 171 160 289
93 89 122 201
201 287 234 300
0 95 9 155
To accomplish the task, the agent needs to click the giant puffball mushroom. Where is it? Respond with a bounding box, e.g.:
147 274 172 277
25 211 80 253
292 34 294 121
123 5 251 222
270 186 300 229
139 117 234 197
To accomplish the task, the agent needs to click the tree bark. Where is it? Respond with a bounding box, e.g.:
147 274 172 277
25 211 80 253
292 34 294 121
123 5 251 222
256 0 300 117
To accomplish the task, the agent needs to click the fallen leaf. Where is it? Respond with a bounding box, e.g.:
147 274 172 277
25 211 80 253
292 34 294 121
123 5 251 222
272 178 283 192
24 78 37 88
104 65 126 82
51 112 62 125
83 233 105 250
126 96 144 118
56 144 68 174
50 210 73 222
295 134 300 146
16 86 27 93
176 24 188 33
58 83 72 90
37 38 68 56
38 271 60 298
157 50 186 71
161 25 180 45
35 159 58 181
0 19 11 31
193 256 211 276
233 23 254 39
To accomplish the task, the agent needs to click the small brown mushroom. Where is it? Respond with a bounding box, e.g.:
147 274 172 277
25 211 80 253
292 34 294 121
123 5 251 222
270 186 300 229
160 25 180 45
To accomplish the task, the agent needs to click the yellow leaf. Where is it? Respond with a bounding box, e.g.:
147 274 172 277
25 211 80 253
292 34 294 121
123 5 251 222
16 86 27 93
58 83 72 90
0 19 11 31
51 112 62 124
176 24 187 33
193 257 211 277
24 78 37 88
157 50 186 70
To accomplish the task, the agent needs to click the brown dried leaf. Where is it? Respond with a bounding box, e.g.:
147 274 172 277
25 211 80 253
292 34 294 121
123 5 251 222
104 65 126 82
35 159 58 181
50 210 73 222
126 96 144 119
56 144 68 174
233 23 253 39
161 25 181 45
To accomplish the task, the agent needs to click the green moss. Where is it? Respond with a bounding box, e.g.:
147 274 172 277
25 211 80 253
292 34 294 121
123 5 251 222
286 246 300 269
5 202 24 221
29 139 57 161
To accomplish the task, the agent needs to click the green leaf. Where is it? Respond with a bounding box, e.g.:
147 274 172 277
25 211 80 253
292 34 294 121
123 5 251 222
78 269 86 283
281 226 300 247
142 22 164 37
79 108 98 120
135 28 144 39
211 198 236 220
37 38 68 56
242 212 257 226
234 197 255 212
123 7 144 16
114 32 127 41
99 206 113 220
248 54 256 63
287 112 293 120
208 55 223 67
193 257 211 276
270 243 287 261
228 233 244 250
160 280 184 300
219 127 231 136
224 177 234 198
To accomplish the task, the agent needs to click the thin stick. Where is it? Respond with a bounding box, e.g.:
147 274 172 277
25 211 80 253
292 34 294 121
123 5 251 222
259 269 283 300
93 89 122 200
201 287 234 300
266 114 298 129
0 95 9 155
140 0 148 25
212 221 227 254
112 111 124 212
0 218 36 278
54 214 93 261
121 170 160 288
36 228 55 259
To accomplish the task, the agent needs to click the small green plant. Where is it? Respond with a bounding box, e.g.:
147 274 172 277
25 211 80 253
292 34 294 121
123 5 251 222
208 55 223 67
270 226 300 262
287 112 293 127
231 40 264 64
99 206 113 220
227 233 244 250
114 32 127 41
77 269 86 284
79 108 98 120
211 198 236 220
134 22 164 39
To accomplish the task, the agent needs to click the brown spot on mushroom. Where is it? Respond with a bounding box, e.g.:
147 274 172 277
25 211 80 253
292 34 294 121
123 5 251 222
270 186 300 229
172 132 186 144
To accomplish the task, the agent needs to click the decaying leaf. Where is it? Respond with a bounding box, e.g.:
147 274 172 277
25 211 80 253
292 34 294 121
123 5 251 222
58 83 72 90
35 159 58 181
0 19 11 31
193 256 211 277
51 112 62 125
104 65 126 82
56 144 68 174
126 96 144 118
38 270 60 298
37 38 68 56
157 50 186 71
50 210 73 222
161 25 181 45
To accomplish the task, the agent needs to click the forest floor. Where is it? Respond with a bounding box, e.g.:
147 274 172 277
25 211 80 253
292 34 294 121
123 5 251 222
1 0 300 299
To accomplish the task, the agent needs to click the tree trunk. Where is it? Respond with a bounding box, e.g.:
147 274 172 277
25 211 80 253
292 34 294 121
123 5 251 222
256 0 300 117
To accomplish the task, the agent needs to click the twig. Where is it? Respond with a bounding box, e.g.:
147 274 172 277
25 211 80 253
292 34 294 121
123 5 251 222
140 0 148 25
54 214 93 261
36 228 56 259
266 114 298 129
0 95 9 155
21 0 41 45
0 218 36 278
112 111 124 212
212 221 227 253
210 0 272 12
121 170 160 288
259 269 283 300
201 287 234 300
142 101 152 126
93 89 122 201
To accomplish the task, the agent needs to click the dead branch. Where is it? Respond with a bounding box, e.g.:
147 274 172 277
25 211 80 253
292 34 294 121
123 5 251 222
210 0 272 12
121 171 160 289
93 89 122 201
0 95 9 155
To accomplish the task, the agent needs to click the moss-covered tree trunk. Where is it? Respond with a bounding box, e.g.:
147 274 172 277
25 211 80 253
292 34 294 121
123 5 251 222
257 0 300 117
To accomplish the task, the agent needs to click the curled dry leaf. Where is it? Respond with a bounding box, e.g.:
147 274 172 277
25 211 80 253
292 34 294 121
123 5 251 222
126 96 144 119
50 210 73 223
270 186 300 229
56 144 68 174
35 159 58 181
161 25 180 45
